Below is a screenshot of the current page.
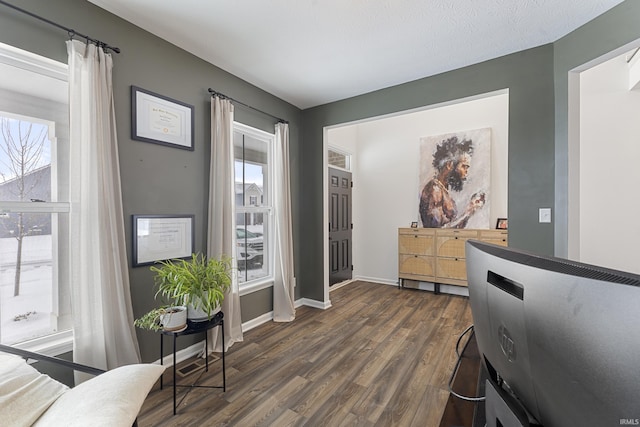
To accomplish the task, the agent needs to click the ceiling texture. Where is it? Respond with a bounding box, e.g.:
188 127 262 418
87 0 624 109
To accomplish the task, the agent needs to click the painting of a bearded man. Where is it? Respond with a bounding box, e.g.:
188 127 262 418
418 129 491 229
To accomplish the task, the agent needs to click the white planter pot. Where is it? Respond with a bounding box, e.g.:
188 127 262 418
160 306 187 331
187 302 221 322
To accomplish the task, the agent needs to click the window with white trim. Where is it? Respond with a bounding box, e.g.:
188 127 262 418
0 43 71 354
233 123 273 289
328 147 351 170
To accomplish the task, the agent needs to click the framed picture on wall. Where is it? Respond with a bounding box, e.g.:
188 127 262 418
418 128 492 229
496 218 508 230
131 86 195 150
132 214 195 267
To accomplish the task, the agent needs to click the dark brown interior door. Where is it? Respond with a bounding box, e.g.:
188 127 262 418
328 167 352 286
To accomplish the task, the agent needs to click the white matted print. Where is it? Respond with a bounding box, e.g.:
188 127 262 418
131 86 194 150
418 128 491 229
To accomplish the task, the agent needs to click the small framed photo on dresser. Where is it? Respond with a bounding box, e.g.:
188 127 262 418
496 218 508 230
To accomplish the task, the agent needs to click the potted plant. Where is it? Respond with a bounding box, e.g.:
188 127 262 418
134 305 187 332
150 253 232 322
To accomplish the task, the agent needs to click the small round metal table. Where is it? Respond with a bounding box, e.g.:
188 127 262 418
159 311 225 415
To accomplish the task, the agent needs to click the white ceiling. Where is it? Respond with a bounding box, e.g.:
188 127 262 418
87 0 624 109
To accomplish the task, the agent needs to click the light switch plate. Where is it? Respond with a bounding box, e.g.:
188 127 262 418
539 208 552 223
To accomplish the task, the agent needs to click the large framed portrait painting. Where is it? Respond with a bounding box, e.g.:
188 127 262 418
418 128 491 229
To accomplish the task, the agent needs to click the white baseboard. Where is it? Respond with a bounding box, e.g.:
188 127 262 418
242 311 273 332
242 297 332 333
297 298 332 310
353 275 398 286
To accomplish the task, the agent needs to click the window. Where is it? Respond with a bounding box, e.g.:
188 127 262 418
0 43 71 354
328 147 351 170
234 123 273 289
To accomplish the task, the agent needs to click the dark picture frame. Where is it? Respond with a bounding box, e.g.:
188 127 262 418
496 218 508 230
410 221 418 228
131 86 195 150
132 214 195 267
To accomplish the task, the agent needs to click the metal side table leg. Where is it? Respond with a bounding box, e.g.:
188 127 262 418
222 319 226 391
205 326 209 372
160 334 164 390
173 334 177 415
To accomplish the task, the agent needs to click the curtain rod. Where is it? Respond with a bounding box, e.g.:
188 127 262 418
208 88 287 124
0 0 120 54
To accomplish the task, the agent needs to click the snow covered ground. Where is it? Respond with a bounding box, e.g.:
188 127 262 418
0 235 56 345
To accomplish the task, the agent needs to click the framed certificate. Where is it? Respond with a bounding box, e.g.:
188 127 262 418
131 86 194 150
132 214 195 267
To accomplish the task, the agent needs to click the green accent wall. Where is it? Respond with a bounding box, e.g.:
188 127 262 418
300 45 556 301
0 0 302 362
240 287 274 323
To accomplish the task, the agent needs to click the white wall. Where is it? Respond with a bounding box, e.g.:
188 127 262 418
579 53 640 273
327 92 509 284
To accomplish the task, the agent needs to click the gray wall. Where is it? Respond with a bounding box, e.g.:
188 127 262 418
2 0 638 361
0 0 303 362
300 46 556 301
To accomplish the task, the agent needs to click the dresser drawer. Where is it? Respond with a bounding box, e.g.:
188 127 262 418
436 257 468 286
399 232 436 256
399 254 436 280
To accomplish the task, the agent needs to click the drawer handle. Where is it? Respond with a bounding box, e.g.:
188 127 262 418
454 236 458 239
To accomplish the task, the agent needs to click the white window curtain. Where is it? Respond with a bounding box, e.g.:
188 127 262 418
206 95 243 353
273 122 296 321
67 40 141 373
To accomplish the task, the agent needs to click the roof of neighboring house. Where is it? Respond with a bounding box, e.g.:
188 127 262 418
0 164 51 202
235 182 263 195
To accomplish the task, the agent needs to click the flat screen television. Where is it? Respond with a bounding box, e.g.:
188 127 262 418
466 240 640 427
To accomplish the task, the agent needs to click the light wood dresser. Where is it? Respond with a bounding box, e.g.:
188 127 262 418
398 227 508 293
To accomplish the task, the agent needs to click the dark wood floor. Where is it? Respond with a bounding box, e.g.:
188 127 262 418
138 281 475 427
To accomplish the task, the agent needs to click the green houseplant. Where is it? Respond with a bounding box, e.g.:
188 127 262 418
134 306 187 332
150 253 232 322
